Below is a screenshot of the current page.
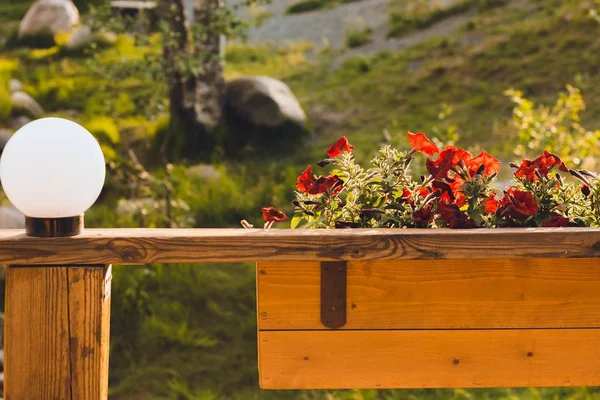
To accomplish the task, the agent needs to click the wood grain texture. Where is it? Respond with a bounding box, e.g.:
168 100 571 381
257 259 600 330
0 228 599 265
67 266 112 400
5 267 71 399
5 265 112 400
258 329 600 389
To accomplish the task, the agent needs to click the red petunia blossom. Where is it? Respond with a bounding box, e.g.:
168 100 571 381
541 213 570 227
326 136 355 158
514 150 568 181
448 178 467 207
432 180 455 201
261 206 288 222
296 165 344 195
499 188 538 220
449 146 473 166
483 194 500 214
467 151 501 178
437 200 476 229
296 165 317 193
399 187 430 204
407 131 439 157
414 208 434 228
426 150 455 180
426 146 472 180
582 185 591 197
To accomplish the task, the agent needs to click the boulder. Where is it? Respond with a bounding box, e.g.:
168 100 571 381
0 206 25 229
225 76 306 128
9 116 32 131
18 0 80 39
186 164 222 181
65 24 93 50
10 92 44 117
8 79 23 93
65 25 118 51
0 130 11 154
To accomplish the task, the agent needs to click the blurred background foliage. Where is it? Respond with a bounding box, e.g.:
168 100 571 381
2 0 600 398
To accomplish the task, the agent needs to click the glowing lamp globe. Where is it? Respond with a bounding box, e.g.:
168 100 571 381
0 118 106 236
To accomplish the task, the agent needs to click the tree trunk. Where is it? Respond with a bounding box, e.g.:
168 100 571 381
158 0 224 160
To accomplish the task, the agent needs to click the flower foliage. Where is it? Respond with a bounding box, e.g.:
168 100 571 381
286 133 600 229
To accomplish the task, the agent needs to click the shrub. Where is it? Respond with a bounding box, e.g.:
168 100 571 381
0 78 12 120
388 0 472 38
286 0 330 14
346 26 373 48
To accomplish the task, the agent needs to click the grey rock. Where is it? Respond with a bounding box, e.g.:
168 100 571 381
186 164 222 181
0 130 11 153
8 80 22 93
225 76 306 128
97 30 118 46
18 0 80 39
10 92 44 118
9 116 32 131
117 198 159 216
0 206 25 229
65 24 93 50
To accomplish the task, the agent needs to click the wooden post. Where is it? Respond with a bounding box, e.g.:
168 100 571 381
4 265 112 400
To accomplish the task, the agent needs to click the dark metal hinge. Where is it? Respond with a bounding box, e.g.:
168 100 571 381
321 261 347 329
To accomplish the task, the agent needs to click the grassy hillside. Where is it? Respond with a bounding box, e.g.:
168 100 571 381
1 0 600 398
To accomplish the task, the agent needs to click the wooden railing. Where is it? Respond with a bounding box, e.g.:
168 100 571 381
3 227 600 399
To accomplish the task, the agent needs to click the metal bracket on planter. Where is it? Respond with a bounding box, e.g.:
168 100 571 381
321 261 347 329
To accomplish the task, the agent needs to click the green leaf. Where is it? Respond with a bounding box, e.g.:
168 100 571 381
290 214 303 229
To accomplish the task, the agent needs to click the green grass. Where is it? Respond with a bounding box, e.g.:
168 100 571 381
286 0 363 14
388 0 473 38
388 0 509 38
346 26 374 48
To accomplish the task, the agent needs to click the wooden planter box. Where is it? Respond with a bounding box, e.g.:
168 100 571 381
255 230 600 389
1 228 600 397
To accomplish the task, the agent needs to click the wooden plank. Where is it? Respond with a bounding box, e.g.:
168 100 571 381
5 265 112 400
4 267 71 399
258 329 600 389
258 259 600 329
68 266 112 400
0 228 598 265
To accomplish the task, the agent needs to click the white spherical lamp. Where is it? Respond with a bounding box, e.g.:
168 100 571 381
0 117 106 236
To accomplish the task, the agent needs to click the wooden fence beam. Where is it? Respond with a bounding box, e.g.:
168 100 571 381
4 265 112 400
0 228 598 265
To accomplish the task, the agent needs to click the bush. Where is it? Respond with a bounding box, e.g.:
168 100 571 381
388 0 472 38
346 27 373 48
286 0 330 14
0 79 12 120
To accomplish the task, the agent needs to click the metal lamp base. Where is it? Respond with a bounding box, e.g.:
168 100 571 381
25 215 84 237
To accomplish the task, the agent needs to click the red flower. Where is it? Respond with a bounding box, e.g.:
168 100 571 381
467 151 501 178
399 187 430 204
437 200 475 229
499 188 538 220
432 180 454 201
541 213 570 227
414 208 433 227
447 177 467 207
514 151 568 181
582 185 591 197
483 194 500 214
407 131 439 157
426 146 472 180
296 165 317 193
426 150 454 179
261 207 288 222
326 136 354 158
296 165 343 195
